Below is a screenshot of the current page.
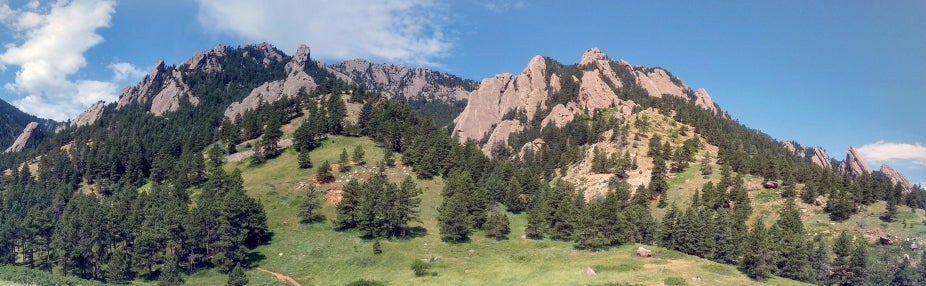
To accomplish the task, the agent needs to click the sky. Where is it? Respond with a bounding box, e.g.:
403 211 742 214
0 0 923 185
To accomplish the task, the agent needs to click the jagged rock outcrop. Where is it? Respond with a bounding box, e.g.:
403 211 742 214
116 60 198 116
632 65 717 113
783 141 804 158
541 103 580 128
841 146 872 179
880 164 914 193
811 147 832 170
518 138 545 158
481 120 523 156
327 59 476 102
4 122 38 153
182 44 227 73
224 44 317 119
454 55 554 142
692 88 718 113
72 101 106 128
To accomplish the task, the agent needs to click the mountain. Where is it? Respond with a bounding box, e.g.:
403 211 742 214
2 43 923 286
327 58 477 102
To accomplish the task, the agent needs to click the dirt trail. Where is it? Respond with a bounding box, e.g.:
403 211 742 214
257 267 301 286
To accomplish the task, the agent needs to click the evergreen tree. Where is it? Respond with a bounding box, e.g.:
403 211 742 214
103 249 134 284
340 148 350 164
297 150 312 169
316 160 334 183
439 194 470 242
352 145 366 165
772 199 809 281
832 231 853 285
484 208 510 240
660 203 680 248
810 238 831 285
742 219 774 280
892 256 917 286
847 240 868 285
373 239 382 255
227 263 249 286
712 208 740 264
158 254 183 286
299 188 324 223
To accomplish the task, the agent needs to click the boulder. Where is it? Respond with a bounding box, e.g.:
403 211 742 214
763 181 779 189
582 266 596 276
880 236 895 245
814 195 828 207
636 247 652 257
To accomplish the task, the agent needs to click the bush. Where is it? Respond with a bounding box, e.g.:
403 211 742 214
410 259 432 277
345 279 386 286
664 276 687 286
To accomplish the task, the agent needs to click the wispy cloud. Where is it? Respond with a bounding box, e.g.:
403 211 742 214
0 0 139 121
480 0 526 13
196 0 451 67
857 141 926 167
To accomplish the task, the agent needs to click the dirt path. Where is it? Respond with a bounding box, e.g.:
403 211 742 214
257 267 301 286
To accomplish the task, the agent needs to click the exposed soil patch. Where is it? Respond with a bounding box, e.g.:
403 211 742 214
257 267 301 286
325 189 343 205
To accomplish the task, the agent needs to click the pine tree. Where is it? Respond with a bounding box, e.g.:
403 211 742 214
773 199 809 281
352 145 366 165
438 194 470 242
660 203 680 248
316 160 334 183
831 231 853 285
373 239 383 255
227 263 249 286
484 208 510 240
892 256 917 286
158 254 183 286
810 238 831 285
742 219 774 280
299 188 324 223
297 150 312 169
340 148 350 164
103 249 134 283
847 240 868 285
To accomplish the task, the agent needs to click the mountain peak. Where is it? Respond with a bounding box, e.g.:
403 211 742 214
841 146 872 178
579 47 609 66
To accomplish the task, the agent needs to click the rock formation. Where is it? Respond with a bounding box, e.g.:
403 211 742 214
454 55 554 143
327 59 476 102
71 101 106 128
880 164 914 193
453 47 721 154
224 44 317 119
482 120 523 156
841 146 872 179
783 141 804 158
116 60 198 116
182 44 227 73
4 122 39 153
810 147 832 170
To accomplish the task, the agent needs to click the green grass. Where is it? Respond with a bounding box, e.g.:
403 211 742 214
182 135 808 286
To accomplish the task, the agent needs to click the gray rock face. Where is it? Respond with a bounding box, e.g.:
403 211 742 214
116 60 198 116
880 164 914 193
4 122 39 153
224 44 318 119
841 146 872 179
327 59 476 102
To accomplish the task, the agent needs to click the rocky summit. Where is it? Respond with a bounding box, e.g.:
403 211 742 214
881 164 914 193
841 146 872 179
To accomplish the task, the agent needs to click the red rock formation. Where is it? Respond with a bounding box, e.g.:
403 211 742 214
327 59 475 102
71 101 106 128
4 122 38 153
880 164 914 193
811 147 832 170
841 146 872 179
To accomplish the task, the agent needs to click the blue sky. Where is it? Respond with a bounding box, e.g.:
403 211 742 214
0 0 923 185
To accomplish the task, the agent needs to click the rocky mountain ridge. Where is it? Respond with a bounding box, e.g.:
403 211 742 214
453 47 717 155
327 59 477 102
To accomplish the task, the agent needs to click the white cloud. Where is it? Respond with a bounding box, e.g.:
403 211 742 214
109 62 146 82
196 0 451 66
0 0 119 121
857 141 926 167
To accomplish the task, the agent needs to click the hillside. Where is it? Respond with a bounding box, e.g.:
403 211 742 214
0 99 57 153
0 43 923 286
